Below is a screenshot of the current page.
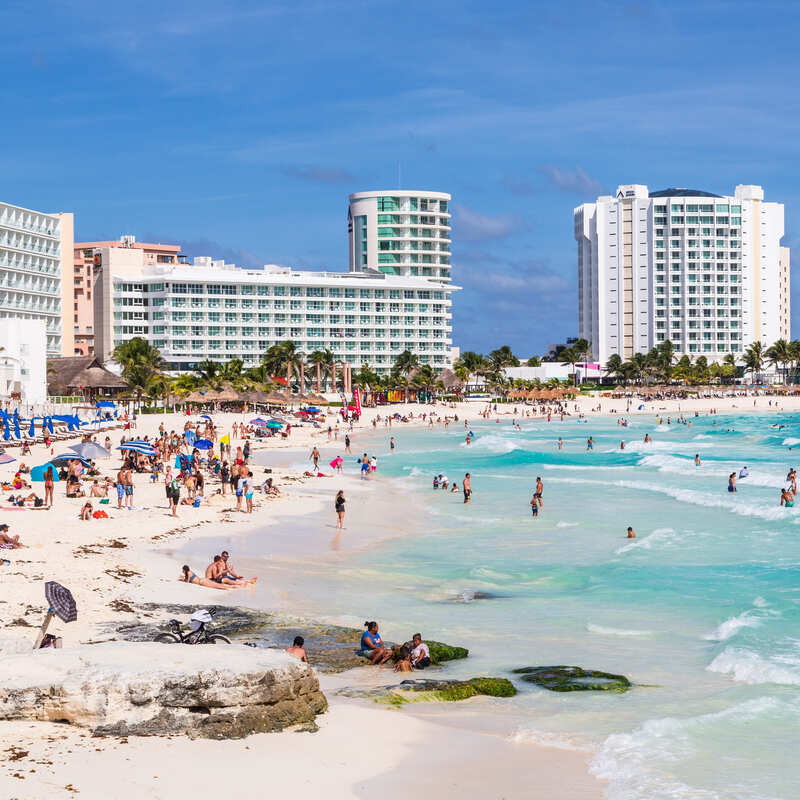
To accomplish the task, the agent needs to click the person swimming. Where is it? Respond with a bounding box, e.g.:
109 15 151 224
781 488 794 507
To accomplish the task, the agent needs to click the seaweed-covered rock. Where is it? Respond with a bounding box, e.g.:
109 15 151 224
512 666 631 693
338 677 515 704
425 641 469 664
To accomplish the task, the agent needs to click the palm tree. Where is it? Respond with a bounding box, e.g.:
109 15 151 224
261 340 304 391
194 359 221 386
526 355 542 367
560 347 579 386
112 337 165 411
453 351 485 390
392 349 420 401
766 339 791 385
572 338 592 383
604 354 623 384
629 352 648 385
743 341 765 384
308 348 334 393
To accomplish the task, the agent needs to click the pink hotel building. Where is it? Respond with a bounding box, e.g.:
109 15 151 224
72 236 182 355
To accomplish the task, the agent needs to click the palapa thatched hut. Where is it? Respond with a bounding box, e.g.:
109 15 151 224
47 356 128 400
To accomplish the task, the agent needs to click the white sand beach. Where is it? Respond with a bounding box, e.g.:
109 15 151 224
1 391 796 798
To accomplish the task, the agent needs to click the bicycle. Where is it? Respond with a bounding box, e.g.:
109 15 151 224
154 609 231 645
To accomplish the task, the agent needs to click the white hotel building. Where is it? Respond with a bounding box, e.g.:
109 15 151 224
575 184 789 365
0 201 74 358
348 191 451 282
94 253 457 375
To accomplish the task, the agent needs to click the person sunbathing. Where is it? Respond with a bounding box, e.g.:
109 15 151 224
180 564 234 590
9 492 44 508
205 555 257 586
89 480 107 497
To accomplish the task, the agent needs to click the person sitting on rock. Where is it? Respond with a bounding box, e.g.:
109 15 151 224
410 633 431 670
286 636 308 662
394 645 413 672
361 621 393 665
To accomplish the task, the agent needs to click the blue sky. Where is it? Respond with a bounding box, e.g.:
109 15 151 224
3 0 800 356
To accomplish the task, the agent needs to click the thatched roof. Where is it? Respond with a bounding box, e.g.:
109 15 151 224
306 393 329 405
47 357 127 394
436 368 462 391
266 391 289 404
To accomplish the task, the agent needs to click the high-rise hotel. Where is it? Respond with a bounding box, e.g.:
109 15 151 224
94 191 457 375
575 184 789 364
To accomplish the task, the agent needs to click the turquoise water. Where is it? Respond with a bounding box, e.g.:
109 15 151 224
275 413 800 799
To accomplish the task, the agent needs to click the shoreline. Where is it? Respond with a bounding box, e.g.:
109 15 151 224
3 393 797 797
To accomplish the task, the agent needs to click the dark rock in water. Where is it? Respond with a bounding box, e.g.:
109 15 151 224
447 590 506 604
338 677 515 704
512 666 631 693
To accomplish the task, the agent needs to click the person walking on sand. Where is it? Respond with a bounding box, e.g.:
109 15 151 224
166 467 180 517
463 473 472 504
344 434 351 454
310 446 320 471
335 490 346 529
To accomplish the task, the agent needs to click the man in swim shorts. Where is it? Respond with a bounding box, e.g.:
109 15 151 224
534 477 543 507
463 473 471 504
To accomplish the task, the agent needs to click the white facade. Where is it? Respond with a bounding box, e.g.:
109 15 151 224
0 318 48 404
0 202 74 357
575 185 789 365
505 363 602 383
94 255 458 375
348 191 451 282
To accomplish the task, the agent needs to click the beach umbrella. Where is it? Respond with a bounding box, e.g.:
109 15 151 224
28 417 36 438
45 416 54 435
49 453 92 468
266 420 282 429
2 413 9 441
200 414 212 420
250 418 269 425
69 442 111 460
194 439 213 450
33 580 78 650
13 410 20 439
96 400 116 408
0 453 16 465
30 462 60 482
117 444 156 456
306 406 321 414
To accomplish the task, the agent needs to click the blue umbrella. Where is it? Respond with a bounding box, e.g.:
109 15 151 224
45 416 54 435
96 400 116 408
201 414 212 420
28 417 36 438
50 453 92 467
194 439 213 450
266 420 283 429
13 410 20 439
306 406 321 414
2 413 9 441
250 418 269 425
31 463 60 482
117 444 156 456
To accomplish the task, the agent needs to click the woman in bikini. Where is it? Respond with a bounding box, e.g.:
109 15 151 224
180 564 234 590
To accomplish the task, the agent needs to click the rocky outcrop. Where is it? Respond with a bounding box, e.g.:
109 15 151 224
512 666 631 693
338 677 515 704
0 641 327 738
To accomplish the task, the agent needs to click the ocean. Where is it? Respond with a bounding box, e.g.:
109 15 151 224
263 411 800 799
